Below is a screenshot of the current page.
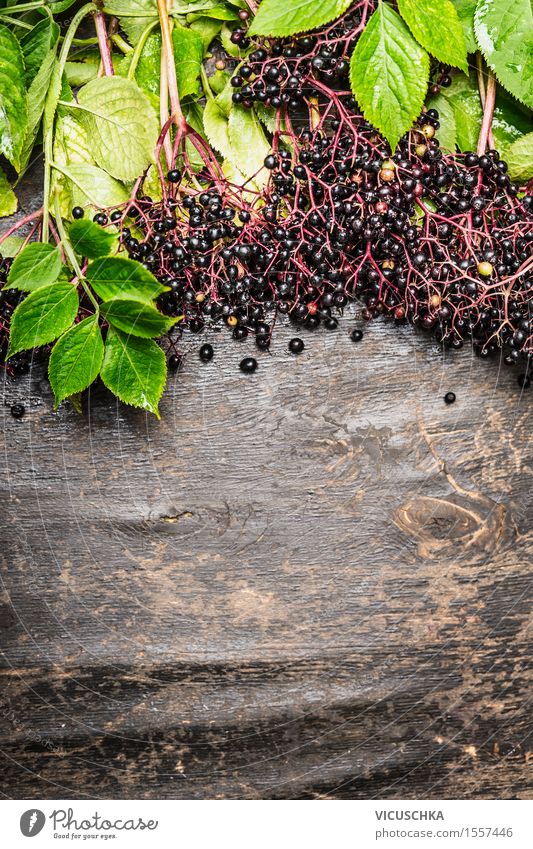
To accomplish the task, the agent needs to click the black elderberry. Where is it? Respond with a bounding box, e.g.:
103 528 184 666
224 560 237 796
233 325 248 341
72 206 84 219
199 344 214 363
240 357 257 374
10 403 25 419
444 392 456 405
168 354 182 371
351 329 363 343
167 169 180 183
289 337 304 354
264 155 278 170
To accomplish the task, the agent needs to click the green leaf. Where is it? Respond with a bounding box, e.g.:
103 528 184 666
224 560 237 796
20 18 60 86
7 281 79 357
124 32 162 97
474 0 533 108
48 315 104 407
228 105 271 178
505 132 533 182
187 4 239 21
54 163 129 212
172 25 205 101
76 77 159 181
441 71 532 152
0 25 28 171
86 257 168 303
452 0 478 53
397 0 468 72
249 0 353 36
100 297 180 338
349 3 430 151
203 97 233 158
425 93 457 151
189 16 224 51
68 219 116 259
0 235 24 257
0 165 16 217
6 243 62 292
65 61 99 87
20 46 60 172
209 69 231 96
220 22 242 58
100 327 167 417
108 0 158 43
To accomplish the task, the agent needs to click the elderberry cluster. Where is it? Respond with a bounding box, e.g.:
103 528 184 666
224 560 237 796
101 104 532 370
230 2 373 111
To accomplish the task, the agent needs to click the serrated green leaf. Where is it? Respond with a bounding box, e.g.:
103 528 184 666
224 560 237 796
100 326 166 417
20 47 60 173
505 132 533 182
54 163 129 213
349 3 430 151
86 257 168 303
425 93 457 151
474 0 533 108
6 243 62 292
68 219 116 260
0 165 16 217
20 18 60 86
0 25 28 172
100 296 180 338
249 0 353 36
172 25 205 101
398 0 468 72
220 22 242 58
452 0 478 53
7 281 79 357
49 315 104 407
203 97 233 158
76 77 159 182
254 103 278 133
228 105 270 178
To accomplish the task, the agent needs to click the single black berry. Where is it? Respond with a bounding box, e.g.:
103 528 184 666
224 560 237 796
444 392 456 404
240 357 257 374
93 212 108 226
72 206 84 219
10 403 25 419
289 337 304 354
167 169 180 183
168 354 182 371
199 344 214 362
351 329 363 343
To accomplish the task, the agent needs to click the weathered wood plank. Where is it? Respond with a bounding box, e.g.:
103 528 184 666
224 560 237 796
1 317 531 799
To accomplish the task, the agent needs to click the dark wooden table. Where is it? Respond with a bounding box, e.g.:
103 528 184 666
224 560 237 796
1 179 531 801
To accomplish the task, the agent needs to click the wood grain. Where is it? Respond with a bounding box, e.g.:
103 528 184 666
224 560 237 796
0 172 531 800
